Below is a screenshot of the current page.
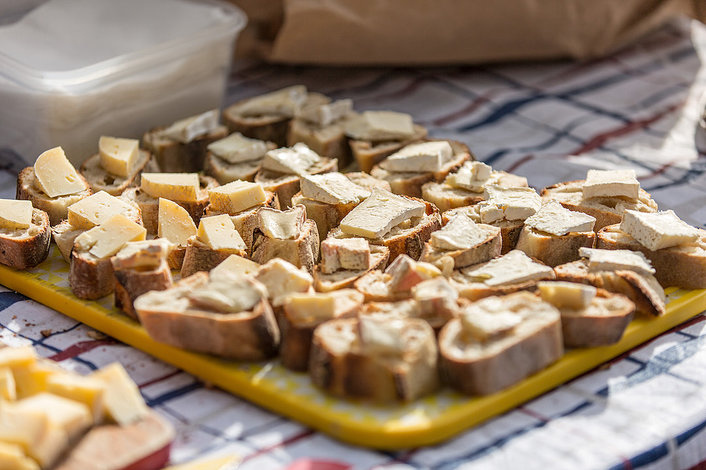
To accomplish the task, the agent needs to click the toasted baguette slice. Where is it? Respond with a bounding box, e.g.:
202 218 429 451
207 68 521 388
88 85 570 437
420 223 501 269
288 117 353 168
309 317 439 402
343 171 392 191
349 124 427 173
255 157 338 208
439 292 563 395
180 236 247 278
0 208 51 269
134 272 280 360
421 171 528 213
204 138 277 185
595 224 706 289
142 125 228 173
251 219 320 273
553 259 666 316
314 245 389 292
79 149 152 196
444 206 524 254
515 226 595 267
113 259 173 321
70 250 115 300
353 270 407 302
291 193 358 242
17 167 92 226
558 289 634 347
369 140 471 198
223 105 291 147
541 180 658 231
358 293 457 333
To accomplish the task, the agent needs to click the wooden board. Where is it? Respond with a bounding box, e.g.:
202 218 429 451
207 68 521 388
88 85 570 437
1 246 704 450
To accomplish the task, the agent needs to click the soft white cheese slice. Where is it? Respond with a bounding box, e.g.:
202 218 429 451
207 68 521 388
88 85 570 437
261 143 321 175
160 109 219 144
524 201 595 236
582 169 639 200
141 173 200 202
187 273 264 313
579 247 655 276
207 132 268 164
98 136 139 178
298 98 353 127
237 85 308 118
300 172 370 204
380 141 453 173
463 250 553 286
358 316 407 355
67 191 137 229
478 186 541 223
460 306 522 342
258 206 305 240
620 209 698 251
431 214 496 251
537 281 596 310
339 189 426 239
445 161 492 192
74 214 146 259
34 147 86 198
0 200 33 230
197 214 246 251
208 180 267 214
344 110 415 141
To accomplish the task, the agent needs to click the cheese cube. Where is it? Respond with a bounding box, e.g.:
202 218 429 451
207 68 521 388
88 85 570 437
583 169 639 200
524 201 595 236
158 198 198 247
141 173 200 202
210 255 260 278
0 442 39 470
0 403 69 469
255 259 313 306
299 98 352 127
358 317 407 355
208 180 267 214
207 132 268 164
300 173 369 205
320 238 370 274
537 281 597 310
237 85 307 118
98 136 139 178
160 109 219 143
0 200 33 230
12 361 64 399
197 215 246 251
431 214 497 251
46 373 105 422
261 143 320 175
67 190 137 229
345 111 415 141
74 214 146 259
0 367 15 401
579 247 655 276
0 345 36 369
112 239 173 270
340 189 426 239
258 206 305 240
464 250 554 287
33 147 86 198
380 141 453 173
445 161 492 192
284 289 363 324
90 363 148 426
386 254 441 292
621 209 698 251
16 393 92 440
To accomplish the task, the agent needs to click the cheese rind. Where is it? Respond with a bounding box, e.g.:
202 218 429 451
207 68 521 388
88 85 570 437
380 141 453 172
300 173 369 204
445 161 492 192
524 201 595 236
160 109 219 143
537 281 597 310
98 136 139 178
620 209 698 251
207 132 268 164
74 214 146 259
141 173 200 202
33 147 86 198
299 98 352 127
320 238 370 273
463 250 554 287
261 143 320 175
340 189 426 239
90 363 149 426
431 214 495 251
158 198 198 246
583 169 639 200
579 247 655 276
237 85 308 118
67 190 137 229
197 214 246 251
345 111 415 141
208 180 267 214
0 200 33 230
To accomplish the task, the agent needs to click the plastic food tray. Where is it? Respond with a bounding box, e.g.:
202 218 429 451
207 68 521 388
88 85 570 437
1 246 704 449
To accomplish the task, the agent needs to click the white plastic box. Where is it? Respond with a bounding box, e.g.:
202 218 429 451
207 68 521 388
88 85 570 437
0 0 246 165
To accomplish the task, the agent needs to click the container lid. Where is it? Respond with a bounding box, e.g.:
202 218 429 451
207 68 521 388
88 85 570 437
0 0 246 91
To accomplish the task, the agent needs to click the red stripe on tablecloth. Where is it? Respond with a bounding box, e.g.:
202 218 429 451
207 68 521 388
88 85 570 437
355 76 427 104
432 94 494 126
686 459 706 470
242 429 315 462
138 370 182 389
48 339 116 361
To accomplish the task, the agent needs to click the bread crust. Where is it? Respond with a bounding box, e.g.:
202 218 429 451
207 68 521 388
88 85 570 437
203 140 277 185
142 125 228 173
223 108 290 147
0 208 51 269
288 117 353 168
180 237 247 278
70 250 115 300
255 157 338 209
314 245 390 292
79 149 152 196
251 219 320 273
422 171 528 213
420 225 501 269
558 289 635 347
17 167 92 226
515 226 595 267
349 124 427 173
443 207 525 254
113 260 173 321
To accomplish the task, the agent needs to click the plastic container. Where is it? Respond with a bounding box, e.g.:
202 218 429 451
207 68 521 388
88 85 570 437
0 0 247 165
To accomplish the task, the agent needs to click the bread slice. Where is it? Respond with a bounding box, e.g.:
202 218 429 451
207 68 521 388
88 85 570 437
203 140 277 185
113 259 173 321
142 125 228 173
79 149 152 196
290 193 358 242
223 106 291 147
420 223 502 269
369 140 471 197
288 118 353 168
541 180 658 231
0 208 51 269
421 171 528 213
343 171 392 191
444 206 524 254
313 245 389 292
553 259 666 316
559 289 634 347
134 272 280 360
70 249 115 300
515 226 595 267
595 224 706 289
254 157 338 209
349 124 427 173
17 167 92 226
180 236 247 278
353 270 408 302
439 291 563 395
309 317 439 402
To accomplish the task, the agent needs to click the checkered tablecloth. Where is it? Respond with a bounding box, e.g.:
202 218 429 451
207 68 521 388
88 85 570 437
2 16 706 470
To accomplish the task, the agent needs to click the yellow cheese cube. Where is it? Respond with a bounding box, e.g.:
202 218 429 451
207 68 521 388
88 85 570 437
208 180 267 214
33 147 86 198
0 442 39 470
0 402 68 468
46 374 105 423
0 200 33 230
11 361 64 399
197 215 246 252
0 368 16 401
158 198 197 246
98 136 139 178
68 190 137 229
141 173 199 202
90 363 148 426
0 346 36 369
73 214 146 259
16 393 92 440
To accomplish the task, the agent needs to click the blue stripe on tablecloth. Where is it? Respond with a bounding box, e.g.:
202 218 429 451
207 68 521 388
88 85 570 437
0 290 30 309
144 381 202 407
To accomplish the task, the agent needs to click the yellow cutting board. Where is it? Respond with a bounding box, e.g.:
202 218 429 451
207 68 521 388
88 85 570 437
1 245 704 449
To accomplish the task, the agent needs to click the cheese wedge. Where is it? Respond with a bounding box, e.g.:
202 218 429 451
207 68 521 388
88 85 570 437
98 136 139 178
207 132 268 164
208 180 267 214
524 201 595 236
0 200 33 230
0 367 15 401
620 209 698 251
261 143 320 175
0 345 36 369
345 111 415 141
537 281 597 310
582 169 639 200
158 198 198 246
300 173 370 204
160 109 219 143
67 190 137 229
299 98 352 127
74 214 146 259
141 173 200 202
0 441 39 470
380 141 453 172
197 215 246 251
340 189 426 239
237 85 307 117
210 254 260 278
46 370 105 422
15 393 92 440
90 363 149 426
33 147 86 198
